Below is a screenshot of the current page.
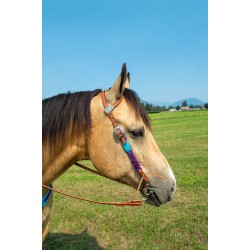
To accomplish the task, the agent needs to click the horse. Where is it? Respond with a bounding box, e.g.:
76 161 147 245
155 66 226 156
42 63 176 242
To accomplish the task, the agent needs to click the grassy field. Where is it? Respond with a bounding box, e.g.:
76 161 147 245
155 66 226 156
43 110 208 250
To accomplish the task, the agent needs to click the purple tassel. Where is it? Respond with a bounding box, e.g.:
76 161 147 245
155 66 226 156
127 151 142 173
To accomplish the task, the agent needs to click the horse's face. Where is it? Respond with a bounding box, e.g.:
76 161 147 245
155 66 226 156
88 64 176 206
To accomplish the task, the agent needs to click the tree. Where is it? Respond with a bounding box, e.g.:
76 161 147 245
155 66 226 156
145 103 152 112
176 105 180 111
204 103 208 109
182 100 187 107
141 101 168 113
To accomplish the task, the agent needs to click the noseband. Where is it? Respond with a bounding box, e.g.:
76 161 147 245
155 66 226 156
42 90 153 207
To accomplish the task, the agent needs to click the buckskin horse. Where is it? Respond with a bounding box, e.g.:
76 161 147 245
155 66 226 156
42 63 176 242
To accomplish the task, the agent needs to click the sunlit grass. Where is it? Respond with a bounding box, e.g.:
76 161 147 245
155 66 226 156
43 111 208 250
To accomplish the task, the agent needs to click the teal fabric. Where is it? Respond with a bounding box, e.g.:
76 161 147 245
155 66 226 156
42 184 52 208
123 139 131 153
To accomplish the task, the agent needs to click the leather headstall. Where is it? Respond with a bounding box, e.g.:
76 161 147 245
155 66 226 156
101 91 149 183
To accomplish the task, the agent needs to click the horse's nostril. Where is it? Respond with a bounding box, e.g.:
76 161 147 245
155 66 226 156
171 183 176 193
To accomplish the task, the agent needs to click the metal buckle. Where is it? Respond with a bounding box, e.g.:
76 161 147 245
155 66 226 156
104 105 114 115
142 185 154 202
142 187 154 197
141 187 154 203
114 126 125 139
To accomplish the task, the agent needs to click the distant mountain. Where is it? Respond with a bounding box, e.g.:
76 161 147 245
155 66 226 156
170 98 206 107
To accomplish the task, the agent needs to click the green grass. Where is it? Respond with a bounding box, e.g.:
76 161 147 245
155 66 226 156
43 110 208 250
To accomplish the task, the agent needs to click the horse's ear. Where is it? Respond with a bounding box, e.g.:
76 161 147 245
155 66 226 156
124 72 130 89
106 63 128 103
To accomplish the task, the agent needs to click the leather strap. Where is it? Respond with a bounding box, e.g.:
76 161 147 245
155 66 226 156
42 184 142 206
101 91 149 183
101 91 123 109
75 162 127 185
101 91 126 143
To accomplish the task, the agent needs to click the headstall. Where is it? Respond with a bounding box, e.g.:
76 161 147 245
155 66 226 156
101 91 149 183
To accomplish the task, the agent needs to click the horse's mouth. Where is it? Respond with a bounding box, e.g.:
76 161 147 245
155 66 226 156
141 186 173 207
144 192 161 206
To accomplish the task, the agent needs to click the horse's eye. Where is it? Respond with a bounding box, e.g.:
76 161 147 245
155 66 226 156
130 130 144 138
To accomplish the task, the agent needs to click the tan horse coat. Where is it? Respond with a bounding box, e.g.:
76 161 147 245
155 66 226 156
42 64 176 242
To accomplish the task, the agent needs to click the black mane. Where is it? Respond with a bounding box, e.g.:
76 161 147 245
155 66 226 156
42 88 151 146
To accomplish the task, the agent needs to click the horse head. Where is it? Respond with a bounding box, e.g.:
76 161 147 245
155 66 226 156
88 64 176 206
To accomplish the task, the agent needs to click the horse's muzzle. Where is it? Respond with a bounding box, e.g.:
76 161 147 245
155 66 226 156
142 182 176 206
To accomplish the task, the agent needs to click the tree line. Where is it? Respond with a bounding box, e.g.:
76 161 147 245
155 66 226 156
141 102 168 113
141 100 208 113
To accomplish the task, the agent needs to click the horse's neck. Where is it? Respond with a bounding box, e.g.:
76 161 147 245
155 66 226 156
42 133 89 189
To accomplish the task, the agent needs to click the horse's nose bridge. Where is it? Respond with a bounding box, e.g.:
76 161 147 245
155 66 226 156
146 158 176 187
168 164 176 182
139 133 176 185
154 154 175 178
158 160 176 189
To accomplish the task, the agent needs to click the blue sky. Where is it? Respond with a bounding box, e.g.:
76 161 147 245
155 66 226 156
43 0 207 103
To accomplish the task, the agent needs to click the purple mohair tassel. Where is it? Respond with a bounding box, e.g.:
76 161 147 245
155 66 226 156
127 151 142 172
